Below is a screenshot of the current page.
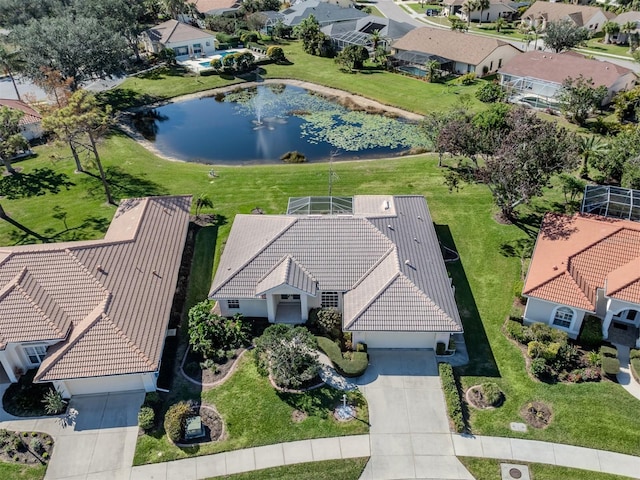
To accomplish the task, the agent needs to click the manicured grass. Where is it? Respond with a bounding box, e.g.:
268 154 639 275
134 353 368 465
207 457 368 480
459 457 636 480
406 3 442 14
0 463 46 480
112 40 488 115
185 226 218 310
582 34 633 58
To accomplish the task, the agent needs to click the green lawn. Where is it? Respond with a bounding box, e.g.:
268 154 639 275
208 458 368 479
0 463 46 480
134 354 368 465
111 41 487 115
459 457 636 480
581 34 633 58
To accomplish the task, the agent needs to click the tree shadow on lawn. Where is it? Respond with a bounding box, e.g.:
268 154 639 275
0 168 75 199
98 88 164 111
435 223 499 378
78 166 169 202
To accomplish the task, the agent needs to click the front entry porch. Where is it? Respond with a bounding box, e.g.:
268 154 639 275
274 303 304 324
607 321 640 348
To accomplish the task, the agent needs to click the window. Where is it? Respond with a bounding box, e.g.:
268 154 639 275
227 299 240 309
24 345 47 365
193 43 202 55
628 310 638 321
498 58 502 68
552 307 574 329
321 292 339 308
173 46 188 56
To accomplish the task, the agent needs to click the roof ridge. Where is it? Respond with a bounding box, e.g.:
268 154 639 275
288 255 317 282
0 266 25 302
606 255 640 296
63 248 109 294
350 246 397 290
344 270 400 330
256 254 292 284
103 315 156 369
15 271 67 339
523 269 566 296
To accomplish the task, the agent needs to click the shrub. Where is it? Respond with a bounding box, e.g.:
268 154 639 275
579 315 603 347
316 336 369 377
601 356 620 377
313 308 342 337
436 342 447 355
600 345 618 358
480 382 503 407
505 318 528 344
530 358 547 378
42 452 49 460
280 150 306 163
458 72 476 85
266 45 286 63
356 342 367 352
630 349 640 360
529 323 567 343
527 341 546 359
164 401 193 443
240 31 258 44
138 406 155 431
29 438 43 454
631 358 640 383
188 301 250 359
475 82 506 103
144 392 161 408
42 388 66 415
586 350 601 367
513 279 525 304
438 363 465 433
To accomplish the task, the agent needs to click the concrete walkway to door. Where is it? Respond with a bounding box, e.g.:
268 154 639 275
357 349 474 480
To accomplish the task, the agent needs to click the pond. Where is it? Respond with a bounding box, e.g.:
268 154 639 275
134 84 428 164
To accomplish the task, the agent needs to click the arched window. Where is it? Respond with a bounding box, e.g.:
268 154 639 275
553 307 574 329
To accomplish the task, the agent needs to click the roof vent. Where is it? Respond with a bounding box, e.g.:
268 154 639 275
96 264 103 273
405 259 410 265
417 215 422 220
387 224 394 230
414 237 419 242
383 200 390 210
553 265 558 271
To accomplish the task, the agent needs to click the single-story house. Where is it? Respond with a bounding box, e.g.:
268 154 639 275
321 16 415 53
209 195 463 349
0 196 191 397
0 99 43 141
275 0 367 28
522 213 640 348
193 0 243 16
499 51 636 108
391 27 521 76
141 19 216 58
520 1 614 32
443 0 528 23
611 11 640 44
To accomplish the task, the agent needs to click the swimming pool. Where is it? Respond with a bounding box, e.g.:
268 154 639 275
198 51 232 67
397 65 426 77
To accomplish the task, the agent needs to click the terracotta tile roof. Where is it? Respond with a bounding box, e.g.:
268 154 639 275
522 1 605 27
0 196 191 382
499 51 635 88
0 99 41 126
523 213 640 310
210 196 462 333
392 27 518 66
193 0 242 13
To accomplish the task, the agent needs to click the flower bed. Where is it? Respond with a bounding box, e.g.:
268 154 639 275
0 429 53 465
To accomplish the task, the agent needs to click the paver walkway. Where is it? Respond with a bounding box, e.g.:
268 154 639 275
615 345 640 401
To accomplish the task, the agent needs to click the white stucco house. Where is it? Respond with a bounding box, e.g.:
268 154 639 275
0 99 43 141
142 19 216 59
443 0 527 23
522 213 640 348
0 196 191 397
209 195 463 349
520 1 614 32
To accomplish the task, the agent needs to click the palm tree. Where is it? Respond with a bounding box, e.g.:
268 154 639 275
0 45 24 101
425 60 440 83
602 21 620 44
495 17 507 33
621 21 637 46
578 135 607 179
160 0 186 19
461 0 477 28
195 193 213 218
476 0 490 25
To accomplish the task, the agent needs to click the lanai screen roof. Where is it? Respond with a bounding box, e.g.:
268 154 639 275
581 185 640 222
287 196 353 215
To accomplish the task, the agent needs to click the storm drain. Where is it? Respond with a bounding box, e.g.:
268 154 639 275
500 463 531 480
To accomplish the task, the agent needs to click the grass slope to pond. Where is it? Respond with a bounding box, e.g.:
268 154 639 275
134 353 368 465
459 457 637 480
207 457 368 480
112 40 487 115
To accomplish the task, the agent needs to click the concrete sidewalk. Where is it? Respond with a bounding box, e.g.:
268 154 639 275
453 435 640 479
615 345 640 402
129 435 370 480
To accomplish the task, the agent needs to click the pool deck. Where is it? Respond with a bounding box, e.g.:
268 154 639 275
179 49 267 73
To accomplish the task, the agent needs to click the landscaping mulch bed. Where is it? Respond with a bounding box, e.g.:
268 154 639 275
466 385 503 410
291 409 308 423
183 347 245 385
0 429 53 465
2 370 63 417
174 404 224 446
520 401 552 429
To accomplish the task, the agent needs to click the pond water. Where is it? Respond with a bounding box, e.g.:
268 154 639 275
135 84 428 165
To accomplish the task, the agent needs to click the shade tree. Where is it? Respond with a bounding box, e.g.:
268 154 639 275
543 19 590 53
557 75 608 126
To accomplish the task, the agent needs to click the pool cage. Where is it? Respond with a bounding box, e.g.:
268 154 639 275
287 196 354 215
388 50 452 77
329 30 377 54
501 74 561 110
581 185 640 222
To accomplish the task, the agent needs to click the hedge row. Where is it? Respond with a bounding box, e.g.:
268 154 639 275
631 358 640 383
316 336 369 378
438 362 466 433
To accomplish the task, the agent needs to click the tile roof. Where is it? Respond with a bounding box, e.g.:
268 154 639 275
0 99 42 126
281 0 367 26
256 255 318 296
0 196 191 382
392 27 518 66
143 20 214 45
193 0 242 13
613 11 640 29
523 213 640 310
210 196 462 333
522 1 605 26
499 51 635 88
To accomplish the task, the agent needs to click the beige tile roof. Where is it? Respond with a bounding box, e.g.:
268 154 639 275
0 196 191 382
613 11 640 29
210 196 462 333
255 255 318 296
522 1 605 26
499 51 634 88
392 27 518 66
523 213 640 310
143 20 214 45
193 0 242 13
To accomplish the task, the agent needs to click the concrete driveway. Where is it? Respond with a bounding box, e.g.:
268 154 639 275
357 350 473 480
45 391 144 480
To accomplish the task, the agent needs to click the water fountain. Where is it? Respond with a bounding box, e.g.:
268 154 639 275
334 394 355 421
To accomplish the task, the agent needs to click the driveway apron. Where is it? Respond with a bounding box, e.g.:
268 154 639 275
358 350 473 480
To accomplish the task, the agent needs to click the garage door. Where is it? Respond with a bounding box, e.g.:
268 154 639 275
63 374 145 396
357 332 436 349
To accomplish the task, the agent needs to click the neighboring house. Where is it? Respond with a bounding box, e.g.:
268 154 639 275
0 99 43 141
391 27 521 76
499 51 636 108
141 19 216 58
443 0 528 23
274 0 367 28
293 0 356 8
520 1 613 32
522 213 640 349
611 11 640 44
193 0 243 16
321 16 415 53
209 195 463 349
0 196 191 397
